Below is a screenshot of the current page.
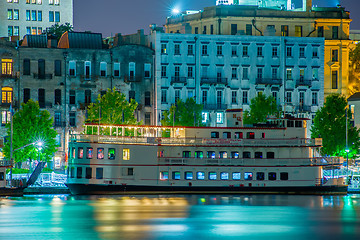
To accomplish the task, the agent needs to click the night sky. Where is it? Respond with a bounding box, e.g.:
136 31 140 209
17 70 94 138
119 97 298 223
74 0 360 37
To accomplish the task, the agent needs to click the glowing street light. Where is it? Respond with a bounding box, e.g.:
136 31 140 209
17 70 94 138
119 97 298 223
172 8 180 15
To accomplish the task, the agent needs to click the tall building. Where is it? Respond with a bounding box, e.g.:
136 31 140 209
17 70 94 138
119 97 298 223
0 0 73 39
165 0 351 99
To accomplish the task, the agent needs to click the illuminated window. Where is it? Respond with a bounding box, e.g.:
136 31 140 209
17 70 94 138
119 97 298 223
108 148 115 160
194 151 203 159
100 62 107 77
208 172 217 180
84 61 91 80
123 149 130 160
144 63 151 78
183 151 191 158
161 43 167 54
1 87 13 104
14 26 19 36
55 11 60 22
221 172 229 180
244 172 253 180
216 112 223 124
1 59 13 75
1 111 11 125
54 0 59 5
219 151 227 159
86 147 93 159
202 112 208 123
69 60 76 76
197 172 205 180
31 27 36 35
78 147 83 159
97 148 104 159
113 62 120 77
231 152 239 158
235 132 243 139
172 171 181 180
160 171 168 180
207 151 215 159
184 172 193 180
49 0 54 4
8 9 13 20
7 26 13 37
295 25 302 37
232 172 241 180
37 0 42 4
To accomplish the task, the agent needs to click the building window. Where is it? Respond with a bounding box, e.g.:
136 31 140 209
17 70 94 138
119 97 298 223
96 168 103 179
216 90 222 106
202 90 207 104
14 26 19 36
280 172 289 181
86 147 93 159
160 171 169 180
172 172 181 180
54 89 61 105
216 112 223 124
211 25 214 34
231 91 237 104
242 91 248 104
113 62 120 77
129 90 135 102
257 172 265 180
1 87 13 104
257 68 263 80
209 172 217 180
161 90 167 103
272 68 278 79
1 59 13 75
69 90 75 105
242 45 248 56
197 172 205 180
37 59 45 78
268 172 277 181
26 10 30 21
161 65 167 77
281 25 289 36
318 26 324 37
312 92 318 105
300 69 305 81
123 149 130 160
246 24 252 35
161 43 167 54
244 172 253 180
144 63 151 78
38 88 45 108
187 44 194 55
194 27 198 34
49 11 54 22
145 112 151 125
299 92 304 106
8 9 13 20
84 61 91 80
53 60 61 76
267 152 275 159
231 24 237 35
217 45 223 55
69 60 76 76
233 172 241 180
86 167 92 179
129 62 135 79
175 90 180 103
295 25 302 37
299 47 305 58
108 148 115 160
187 66 193 78
286 92 292 104
1 111 11 125
55 11 60 22
286 69 292 80
231 67 237 79
242 67 249 80
332 26 339 39
312 68 319 80
85 90 91 104
332 71 338 89
8 26 13 37
174 44 180 55
286 47 292 57
100 62 107 77
202 45 208 55
257 46 263 57
54 112 61 127
38 10 42 21
97 148 104 159
313 47 318 58
145 91 151 106
185 172 193 180
272 47 278 57
202 112 209 123
231 46 237 56
23 88 30 103
332 49 338 62
174 66 180 78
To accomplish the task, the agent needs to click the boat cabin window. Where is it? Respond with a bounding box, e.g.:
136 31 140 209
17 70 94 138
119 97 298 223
246 132 255 139
71 147 75 158
268 172 277 181
287 120 294 128
172 171 181 180
85 167 92 179
295 120 303 128
255 152 263 159
160 171 169 180
127 168 134 176
231 152 239 158
123 149 130 160
207 151 216 159
97 148 104 159
234 132 243 139
0 172 4 181
70 167 75 178
243 151 251 158
244 172 253 180
232 172 241 180
77 167 82 179
267 152 275 159
158 150 164 158
280 172 289 180
108 148 115 160
219 151 227 158
185 171 193 180
223 132 231 139
209 172 217 180
256 172 265 180
262 133 265 138
221 172 229 180
87 148 93 159
183 151 191 158
195 151 203 159
78 147 83 159
197 172 205 180
96 168 103 179
211 131 219 138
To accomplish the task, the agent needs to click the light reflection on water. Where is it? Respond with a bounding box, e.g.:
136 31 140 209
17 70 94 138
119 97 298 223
0 194 359 240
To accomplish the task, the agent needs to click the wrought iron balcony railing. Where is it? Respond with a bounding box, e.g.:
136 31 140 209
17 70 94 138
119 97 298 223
201 77 228 85
256 78 282 85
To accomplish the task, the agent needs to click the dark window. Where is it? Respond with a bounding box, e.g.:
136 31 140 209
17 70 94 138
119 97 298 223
295 121 303 128
23 88 30 103
210 25 214 34
246 24 252 35
54 60 61 76
145 91 151 106
332 71 338 89
38 59 45 79
85 167 92 179
281 25 289 36
255 152 263 159
0 172 4 181
69 90 75 104
85 90 91 104
256 172 265 180
268 172 277 181
332 26 339 39
128 168 134 176
96 168 103 179
183 151 191 158
332 50 338 62
129 90 135 102
54 89 61 105
76 167 82 179
267 152 275 159
38 88 45 108
235 132 243 139
318 26 324 37
243 151 251 158
203 26 206 34
69 111 76 127
223 132 231 139
145 112 151 125
70 167 75 178
231 24 237 35
211 132 219 138
195 27 198 34
247 132 255 139
287 120 294 127
23 59 30 75
280 172 289 180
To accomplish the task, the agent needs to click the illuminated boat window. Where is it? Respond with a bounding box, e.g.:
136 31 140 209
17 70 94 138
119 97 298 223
246 132 255 139
244 172 253 180
71 147 75 158
78 147 83 159
209 172 217 180
123 149 130 160
256 172 265 180
234 132 243 139
280 172 289 180
223 132 231 139
195 151 203 159
86 147 93 159
197 172 205 180
183 151 191 158
232 172 241 180
219 151 227 158
108 148 115 160
160 171 169 180
172 171 181 180
268 172 277 181
231 152 239 159
185 171 193 180
207 151 216 159
97 148 104 159
220 172 229 180
211 131 219 138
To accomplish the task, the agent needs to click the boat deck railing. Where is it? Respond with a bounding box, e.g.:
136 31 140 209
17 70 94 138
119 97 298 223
70 135 321 147
158 157 343 167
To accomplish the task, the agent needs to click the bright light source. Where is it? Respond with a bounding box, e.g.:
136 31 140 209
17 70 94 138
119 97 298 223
172 8 180 14
37 141 43 147
345 148 350 153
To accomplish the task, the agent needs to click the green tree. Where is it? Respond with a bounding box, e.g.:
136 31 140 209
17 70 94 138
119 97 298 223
86 88 140 125
161 98 204 127
311 94 360 158
45 22 73 40
243 94 279 124
3 100 58 164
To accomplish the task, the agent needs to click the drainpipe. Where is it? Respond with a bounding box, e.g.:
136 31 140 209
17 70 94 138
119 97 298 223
62 51 68 169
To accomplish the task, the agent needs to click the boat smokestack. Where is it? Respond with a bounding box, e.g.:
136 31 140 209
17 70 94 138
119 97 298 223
303 0 312 12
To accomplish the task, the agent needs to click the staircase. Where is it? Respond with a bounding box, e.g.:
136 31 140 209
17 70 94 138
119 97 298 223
26 162 46 187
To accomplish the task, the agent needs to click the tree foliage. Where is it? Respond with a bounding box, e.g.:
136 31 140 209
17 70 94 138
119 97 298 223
86 88 140 125
45 22 73 40
243 94 279 124
311 94 360 158
161 98 204 127
3 100 58 163
349 43 360 95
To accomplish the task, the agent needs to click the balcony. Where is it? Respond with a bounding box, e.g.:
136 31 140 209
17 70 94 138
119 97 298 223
256 78 282 85
296 79 312 87
0 73 17 79
171 76 187 84
203 103 228 110
124 75 142 83
297 105 312 112
201 77 228 85
33 73 53 80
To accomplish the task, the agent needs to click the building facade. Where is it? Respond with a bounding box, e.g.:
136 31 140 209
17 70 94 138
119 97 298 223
150 31 324 126
165 1 351 99
0 0 73 39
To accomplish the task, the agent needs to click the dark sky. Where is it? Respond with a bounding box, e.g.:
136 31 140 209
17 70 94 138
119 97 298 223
73 0 360 37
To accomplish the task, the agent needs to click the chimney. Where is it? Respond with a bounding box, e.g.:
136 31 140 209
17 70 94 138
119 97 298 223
303 0 312 12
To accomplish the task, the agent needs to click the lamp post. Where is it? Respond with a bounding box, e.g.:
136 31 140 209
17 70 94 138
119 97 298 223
345 108 350 184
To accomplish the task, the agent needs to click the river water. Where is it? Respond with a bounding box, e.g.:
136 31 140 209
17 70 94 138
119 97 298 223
0 194 359 240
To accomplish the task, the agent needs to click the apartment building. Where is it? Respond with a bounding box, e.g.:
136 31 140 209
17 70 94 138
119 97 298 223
0 0 73 39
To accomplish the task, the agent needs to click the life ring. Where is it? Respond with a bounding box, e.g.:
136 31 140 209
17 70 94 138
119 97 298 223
237 117 241 121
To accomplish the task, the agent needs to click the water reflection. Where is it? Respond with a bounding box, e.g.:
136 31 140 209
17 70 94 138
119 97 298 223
0 194 359 240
